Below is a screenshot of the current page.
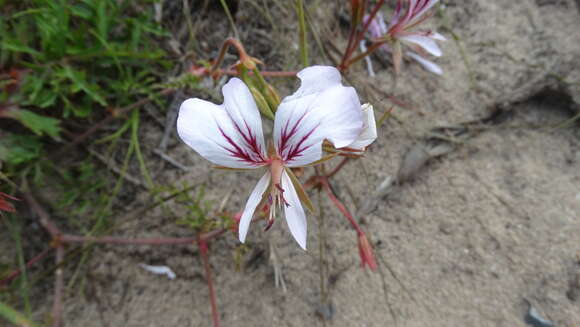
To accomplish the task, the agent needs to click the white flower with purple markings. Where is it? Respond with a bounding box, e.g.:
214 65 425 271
177 66 375 250
364 0 445 74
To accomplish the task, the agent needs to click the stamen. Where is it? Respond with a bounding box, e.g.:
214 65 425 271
274 183 290 207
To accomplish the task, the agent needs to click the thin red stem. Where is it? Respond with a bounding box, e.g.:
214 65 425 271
61 229 227 246
340 0 385 71
22 192 60 238
344 39 389 68
51 246 64 327
0 247 52 286
199 239 220 327
326 158 351 178
319 177 363 235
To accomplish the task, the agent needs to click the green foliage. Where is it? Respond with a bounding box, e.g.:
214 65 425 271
10 109 61 138
176 185 215 231
0 301 38 327
0 0 169 166
0 132 42 165
54 161 106 217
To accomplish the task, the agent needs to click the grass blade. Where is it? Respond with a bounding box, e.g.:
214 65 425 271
0 301 38 327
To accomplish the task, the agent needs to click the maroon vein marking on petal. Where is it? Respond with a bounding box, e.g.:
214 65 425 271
283 123 320 164
234 119 265 162
277 111 308 156
217 125 265 166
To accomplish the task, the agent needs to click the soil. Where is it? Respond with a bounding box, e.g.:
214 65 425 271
6 0 580 326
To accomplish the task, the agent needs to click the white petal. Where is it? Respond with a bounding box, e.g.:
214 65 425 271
407 51 443 75
400 34 442 57
274 66 363 167
281 170 307 250
347 104 378 150
360 41 376 77
431 32 446 41
177 78 267 169
282 66 342 101
409 0 439 26
239 172 271 243
389 1 404 28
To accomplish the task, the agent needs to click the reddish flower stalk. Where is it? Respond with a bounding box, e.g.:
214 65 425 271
0 247 52 286
209 38 261 77
319 177 377 270
199 239 220 327
340 0 386 71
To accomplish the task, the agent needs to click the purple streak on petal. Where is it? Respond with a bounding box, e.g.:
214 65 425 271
217 124 266 166
276 111 320 164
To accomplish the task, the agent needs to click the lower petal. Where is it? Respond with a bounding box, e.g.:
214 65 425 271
239 172 271 243
407 51 443 75
400 35 442 57
281 170 307 250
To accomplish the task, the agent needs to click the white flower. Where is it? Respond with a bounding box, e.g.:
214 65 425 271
363 0 445 75
177 66 366 250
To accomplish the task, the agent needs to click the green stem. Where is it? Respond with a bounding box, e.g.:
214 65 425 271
0 301 38 327
219 0 239 38
295 0 309 67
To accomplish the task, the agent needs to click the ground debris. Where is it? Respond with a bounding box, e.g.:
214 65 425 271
524 299 554 327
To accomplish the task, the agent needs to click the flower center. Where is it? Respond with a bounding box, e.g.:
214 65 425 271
265 158 289 231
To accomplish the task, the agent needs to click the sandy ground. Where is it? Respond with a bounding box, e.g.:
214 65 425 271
4 0 580 326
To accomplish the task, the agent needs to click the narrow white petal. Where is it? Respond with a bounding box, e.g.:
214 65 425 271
281 170 307 250
407 51 443 75
177 78 267 169
408 0 439 26
239 172 271 243
274 66 363 167
139 264 176 280
431 32 446 41
400 34 442 57
360 41 376 77
347 103 378 150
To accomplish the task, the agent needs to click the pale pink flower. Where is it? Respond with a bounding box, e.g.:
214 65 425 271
177 66 367 249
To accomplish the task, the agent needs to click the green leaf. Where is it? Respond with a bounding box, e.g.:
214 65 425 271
12 110 61 138
1 40 41 57
0 301 38 327
61 66 107 107
0 133 42 165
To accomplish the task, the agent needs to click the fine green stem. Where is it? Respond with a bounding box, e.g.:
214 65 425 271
295 0 309 67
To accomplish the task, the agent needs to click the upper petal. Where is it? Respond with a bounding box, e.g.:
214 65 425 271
400 34 442 57
274 66 363 167
281 170 307 250
408 0 439 26
239 172 271 244
347 103 378 150
177 78 267 168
